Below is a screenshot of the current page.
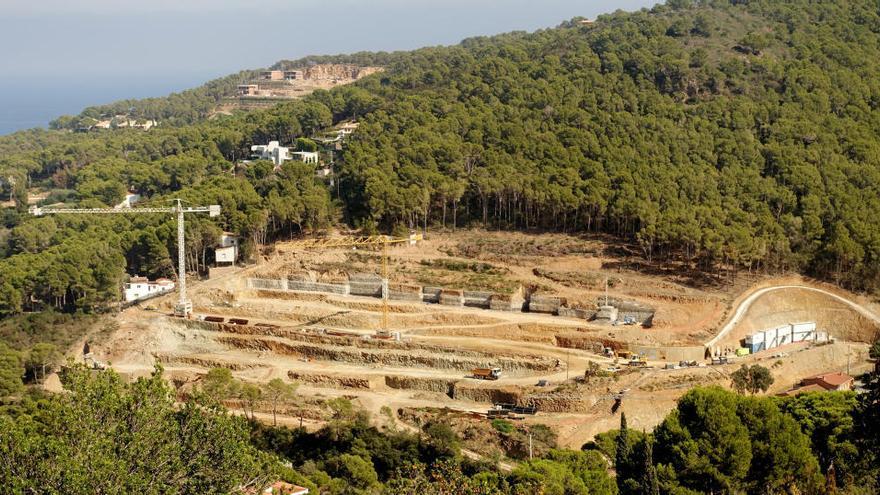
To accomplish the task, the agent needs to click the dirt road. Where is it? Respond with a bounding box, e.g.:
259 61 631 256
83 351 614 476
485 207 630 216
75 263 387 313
706 284 880 348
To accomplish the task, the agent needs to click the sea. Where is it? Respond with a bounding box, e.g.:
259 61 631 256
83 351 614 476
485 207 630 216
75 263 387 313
0 77 209 136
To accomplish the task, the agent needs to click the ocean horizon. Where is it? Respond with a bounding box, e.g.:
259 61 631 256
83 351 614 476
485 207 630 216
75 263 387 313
0 75 218 136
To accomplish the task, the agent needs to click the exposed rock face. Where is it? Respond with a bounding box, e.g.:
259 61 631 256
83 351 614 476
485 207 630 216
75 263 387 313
453 383 523 403
215 334 555 372
152 352 264 371
287 371 376 390
384 375 456 395
523 392 596 413
301 64 382 81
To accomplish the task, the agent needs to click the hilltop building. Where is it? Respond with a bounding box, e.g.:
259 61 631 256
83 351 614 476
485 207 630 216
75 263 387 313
780 371 854 396
260 70 284 80
216 232 239 266
251 141 291 166
237 84 259 96
337 121 359 138
250 141 321 167
124 277 175 302
291 151 319 164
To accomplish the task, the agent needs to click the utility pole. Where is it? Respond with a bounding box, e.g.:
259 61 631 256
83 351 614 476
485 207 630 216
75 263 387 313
528 429 533 460
605 277 609 306
32 200 220 317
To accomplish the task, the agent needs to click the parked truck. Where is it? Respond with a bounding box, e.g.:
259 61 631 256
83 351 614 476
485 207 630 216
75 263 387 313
472 367 502 380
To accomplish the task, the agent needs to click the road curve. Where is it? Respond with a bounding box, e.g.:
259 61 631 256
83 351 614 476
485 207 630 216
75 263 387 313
705 285 880 348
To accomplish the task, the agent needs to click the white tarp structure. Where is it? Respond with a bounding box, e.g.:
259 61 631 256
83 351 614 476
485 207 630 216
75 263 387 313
745 322 825 353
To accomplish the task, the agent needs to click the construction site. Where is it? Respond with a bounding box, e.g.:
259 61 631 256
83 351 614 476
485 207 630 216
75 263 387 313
81 230 880 453
222 64 383 110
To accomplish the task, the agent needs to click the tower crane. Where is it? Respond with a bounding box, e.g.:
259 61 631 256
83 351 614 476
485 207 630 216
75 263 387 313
31 199 221 317
277 233 423 334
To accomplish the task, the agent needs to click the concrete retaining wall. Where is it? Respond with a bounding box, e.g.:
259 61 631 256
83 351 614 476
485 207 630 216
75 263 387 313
248 278 284 290
529 295 567 315
349 282 382 297
389 283 422 302
439 289 464 307
463 290 493 309
558 307 595 319
422 287 442 303
489 292 525 312
287 280 350 295
248 277 592 323
601 297 655 325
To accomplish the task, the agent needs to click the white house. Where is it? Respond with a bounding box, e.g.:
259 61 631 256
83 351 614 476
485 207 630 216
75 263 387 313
115 193 142 209
216 232 239 265
291 151 320 164
336 121 359 139
251 141 291 167
124 276 175 302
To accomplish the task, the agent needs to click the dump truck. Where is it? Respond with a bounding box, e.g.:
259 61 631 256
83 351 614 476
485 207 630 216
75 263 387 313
472 367 502 380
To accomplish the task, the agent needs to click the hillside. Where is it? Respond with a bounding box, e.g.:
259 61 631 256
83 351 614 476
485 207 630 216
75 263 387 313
2 0 880 314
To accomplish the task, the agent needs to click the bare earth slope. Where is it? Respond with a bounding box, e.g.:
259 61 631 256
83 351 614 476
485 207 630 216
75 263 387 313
89 231 878 450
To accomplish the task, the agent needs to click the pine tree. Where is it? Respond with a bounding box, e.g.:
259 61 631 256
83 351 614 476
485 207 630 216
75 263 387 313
855 363 880 489
642 435 660 495
616 412 631 490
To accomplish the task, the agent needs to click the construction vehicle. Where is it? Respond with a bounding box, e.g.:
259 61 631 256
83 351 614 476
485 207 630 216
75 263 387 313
472 367 502 380
32 199 220 317
276 233 422 336
710 356 731 365
626 354 648 367
494 402 538 415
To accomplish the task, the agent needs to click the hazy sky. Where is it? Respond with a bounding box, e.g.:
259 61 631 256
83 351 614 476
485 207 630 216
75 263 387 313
0 0 657 133
2 0 656 82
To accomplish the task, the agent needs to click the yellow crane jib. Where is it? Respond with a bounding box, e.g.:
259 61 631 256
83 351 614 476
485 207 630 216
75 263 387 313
276 233 423 334
30 200 221 318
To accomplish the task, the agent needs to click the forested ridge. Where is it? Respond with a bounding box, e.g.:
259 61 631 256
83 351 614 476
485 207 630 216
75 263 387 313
4 0 880 314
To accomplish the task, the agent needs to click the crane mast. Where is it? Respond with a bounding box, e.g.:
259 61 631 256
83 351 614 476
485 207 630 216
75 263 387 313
277 233 422 335
32 199 221 317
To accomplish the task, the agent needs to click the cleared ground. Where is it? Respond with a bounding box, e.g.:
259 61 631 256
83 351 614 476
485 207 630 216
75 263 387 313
89 231 879 451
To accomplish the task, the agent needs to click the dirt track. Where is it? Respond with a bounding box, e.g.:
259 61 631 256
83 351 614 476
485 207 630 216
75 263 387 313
709 284 880 348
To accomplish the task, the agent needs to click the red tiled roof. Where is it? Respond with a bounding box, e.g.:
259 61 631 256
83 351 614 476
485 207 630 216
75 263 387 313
805 372 853 388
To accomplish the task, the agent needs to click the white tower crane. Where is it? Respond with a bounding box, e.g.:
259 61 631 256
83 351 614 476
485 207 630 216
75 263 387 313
31 199 221 317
